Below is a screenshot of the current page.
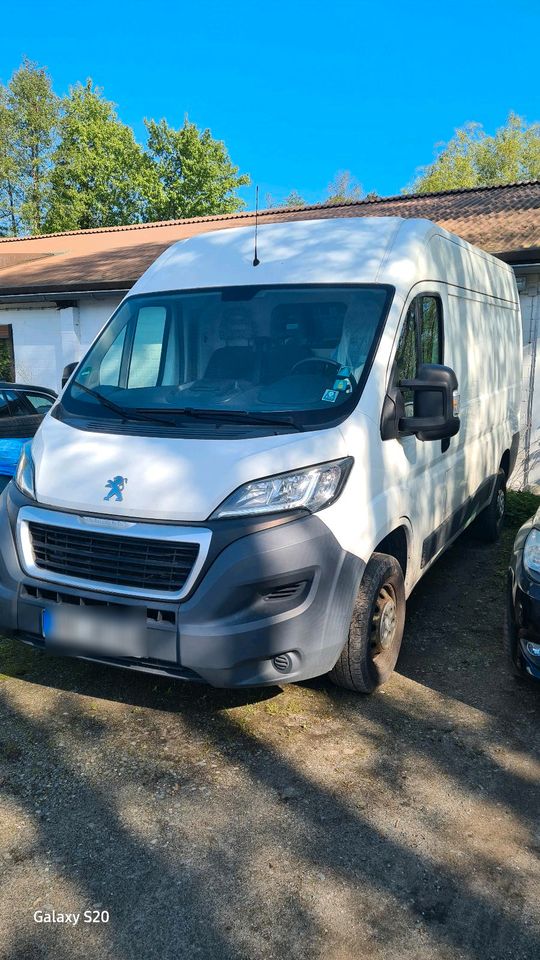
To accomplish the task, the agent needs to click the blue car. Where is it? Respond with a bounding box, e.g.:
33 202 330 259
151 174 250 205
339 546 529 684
506 509 540 680
0 382 57 478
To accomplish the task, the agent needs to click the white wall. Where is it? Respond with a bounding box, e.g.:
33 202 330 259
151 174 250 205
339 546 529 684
0 295 123 393
78 296 123 354
3 306 62 390
513 271 540 490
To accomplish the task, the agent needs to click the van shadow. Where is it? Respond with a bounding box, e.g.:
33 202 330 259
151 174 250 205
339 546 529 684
1 660 539 960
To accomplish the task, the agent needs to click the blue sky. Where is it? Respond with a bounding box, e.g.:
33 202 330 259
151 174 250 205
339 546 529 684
2 0 539 208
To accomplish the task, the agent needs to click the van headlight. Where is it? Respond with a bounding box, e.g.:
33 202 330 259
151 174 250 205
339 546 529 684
523 528 540 579
14 443 36 500
211 458 353 519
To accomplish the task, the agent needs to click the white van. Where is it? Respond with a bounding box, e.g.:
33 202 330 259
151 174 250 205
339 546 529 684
0 217 521 692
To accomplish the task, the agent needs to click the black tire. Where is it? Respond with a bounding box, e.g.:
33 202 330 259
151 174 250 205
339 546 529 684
504 576 526 677
473 469 506 543
329 552 406 693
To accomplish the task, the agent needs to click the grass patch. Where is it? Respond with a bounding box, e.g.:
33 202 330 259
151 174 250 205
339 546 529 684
0 636 36 679
506 490 540 530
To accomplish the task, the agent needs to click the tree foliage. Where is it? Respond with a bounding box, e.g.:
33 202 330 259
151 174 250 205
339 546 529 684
0 60 250 235
0 86 18 236
409 113 540 193
0 59 58 235
144 117 250 220
45 81 152 231
326 170 363 203
264 189 306 208
265 174 365 211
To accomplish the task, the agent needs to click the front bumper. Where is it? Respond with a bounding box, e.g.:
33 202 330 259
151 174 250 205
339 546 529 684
0 484 364 687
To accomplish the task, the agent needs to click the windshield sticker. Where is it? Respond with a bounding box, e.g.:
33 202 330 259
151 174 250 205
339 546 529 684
337 366 351 378
322 389 339 403
333 378 351 393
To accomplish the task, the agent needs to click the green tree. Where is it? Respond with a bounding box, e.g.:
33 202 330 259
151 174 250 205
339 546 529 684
326 170 363 203
1 59 58 235
0 85 19 236
409 113 540 193
144 116 250 220
45 81 153 231
264 189 306 208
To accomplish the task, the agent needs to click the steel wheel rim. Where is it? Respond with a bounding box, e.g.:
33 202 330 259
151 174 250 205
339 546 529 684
497 488 505 522
371 582 398 655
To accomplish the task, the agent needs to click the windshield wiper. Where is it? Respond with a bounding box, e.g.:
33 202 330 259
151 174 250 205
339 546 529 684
137 407 304 432
71 380 172 426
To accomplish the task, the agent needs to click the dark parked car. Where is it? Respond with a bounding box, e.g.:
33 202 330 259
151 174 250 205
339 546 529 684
0 382 57 479
506 509 540 680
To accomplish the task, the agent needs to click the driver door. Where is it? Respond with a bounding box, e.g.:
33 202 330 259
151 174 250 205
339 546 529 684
389 290 452 578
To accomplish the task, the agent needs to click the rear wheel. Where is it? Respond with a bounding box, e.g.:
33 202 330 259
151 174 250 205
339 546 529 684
329 553 405 693
473 469 506 543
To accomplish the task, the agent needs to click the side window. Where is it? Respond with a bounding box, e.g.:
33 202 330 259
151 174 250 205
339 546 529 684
100 325 128 387
0 393 10 418
24 392 54 414
127 306 167 389
420 296 442 365
394 302 418 412
4 391 28 417
394 294 443 411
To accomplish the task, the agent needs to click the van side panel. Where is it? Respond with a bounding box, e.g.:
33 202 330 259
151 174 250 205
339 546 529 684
433 233 521 526
358 233 521 594
445 288 521 505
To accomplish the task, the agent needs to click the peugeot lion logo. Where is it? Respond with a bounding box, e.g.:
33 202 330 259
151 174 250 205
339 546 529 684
104 476 128 502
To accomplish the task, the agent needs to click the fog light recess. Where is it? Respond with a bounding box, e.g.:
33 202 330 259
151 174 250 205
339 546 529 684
272 653 293 674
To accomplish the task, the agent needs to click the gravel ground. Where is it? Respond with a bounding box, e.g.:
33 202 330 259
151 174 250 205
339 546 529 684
0 494 539 960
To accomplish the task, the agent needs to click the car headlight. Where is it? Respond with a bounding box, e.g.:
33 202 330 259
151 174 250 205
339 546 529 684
14 442 36 500
211 458 353 519
523 528 540 579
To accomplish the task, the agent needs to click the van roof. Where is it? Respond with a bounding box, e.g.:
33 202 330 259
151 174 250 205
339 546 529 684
130 216 516 302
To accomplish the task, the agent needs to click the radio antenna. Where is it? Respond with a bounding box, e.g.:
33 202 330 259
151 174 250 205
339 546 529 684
252 185 260 267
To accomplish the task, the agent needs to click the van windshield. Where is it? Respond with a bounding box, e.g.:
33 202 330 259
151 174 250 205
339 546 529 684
61 285 392 430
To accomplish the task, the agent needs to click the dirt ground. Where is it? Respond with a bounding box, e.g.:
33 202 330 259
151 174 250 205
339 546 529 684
0 494 539 960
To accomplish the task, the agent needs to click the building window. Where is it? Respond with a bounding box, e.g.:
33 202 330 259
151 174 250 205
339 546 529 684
0 325 15 381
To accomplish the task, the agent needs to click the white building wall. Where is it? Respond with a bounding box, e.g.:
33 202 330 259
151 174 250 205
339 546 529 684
513 271 540 490
0 295 123 393
1 305 62 391
78 296 123 354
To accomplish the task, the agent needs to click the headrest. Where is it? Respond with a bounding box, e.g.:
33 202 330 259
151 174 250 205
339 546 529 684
219 306 255 342
270 310 307 341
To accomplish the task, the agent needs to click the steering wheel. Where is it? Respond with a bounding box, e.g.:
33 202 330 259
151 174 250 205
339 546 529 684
291 357 357 388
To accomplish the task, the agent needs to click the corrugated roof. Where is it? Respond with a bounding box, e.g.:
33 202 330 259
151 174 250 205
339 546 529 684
0 180 538 296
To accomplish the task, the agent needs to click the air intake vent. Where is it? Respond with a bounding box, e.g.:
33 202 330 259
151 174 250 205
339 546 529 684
262 582 304 602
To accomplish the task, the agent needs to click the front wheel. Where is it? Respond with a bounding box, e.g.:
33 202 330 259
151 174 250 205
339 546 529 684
329 553 406 693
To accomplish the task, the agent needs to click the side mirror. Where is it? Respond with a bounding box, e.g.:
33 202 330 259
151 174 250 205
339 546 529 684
399 363 460 441
61 361 78 389
381 363 460 442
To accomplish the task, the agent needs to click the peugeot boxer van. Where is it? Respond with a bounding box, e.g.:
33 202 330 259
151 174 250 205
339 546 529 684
0 217 521 691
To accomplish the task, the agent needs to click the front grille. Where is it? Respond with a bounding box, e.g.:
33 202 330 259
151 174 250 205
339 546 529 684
28 522 199 594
